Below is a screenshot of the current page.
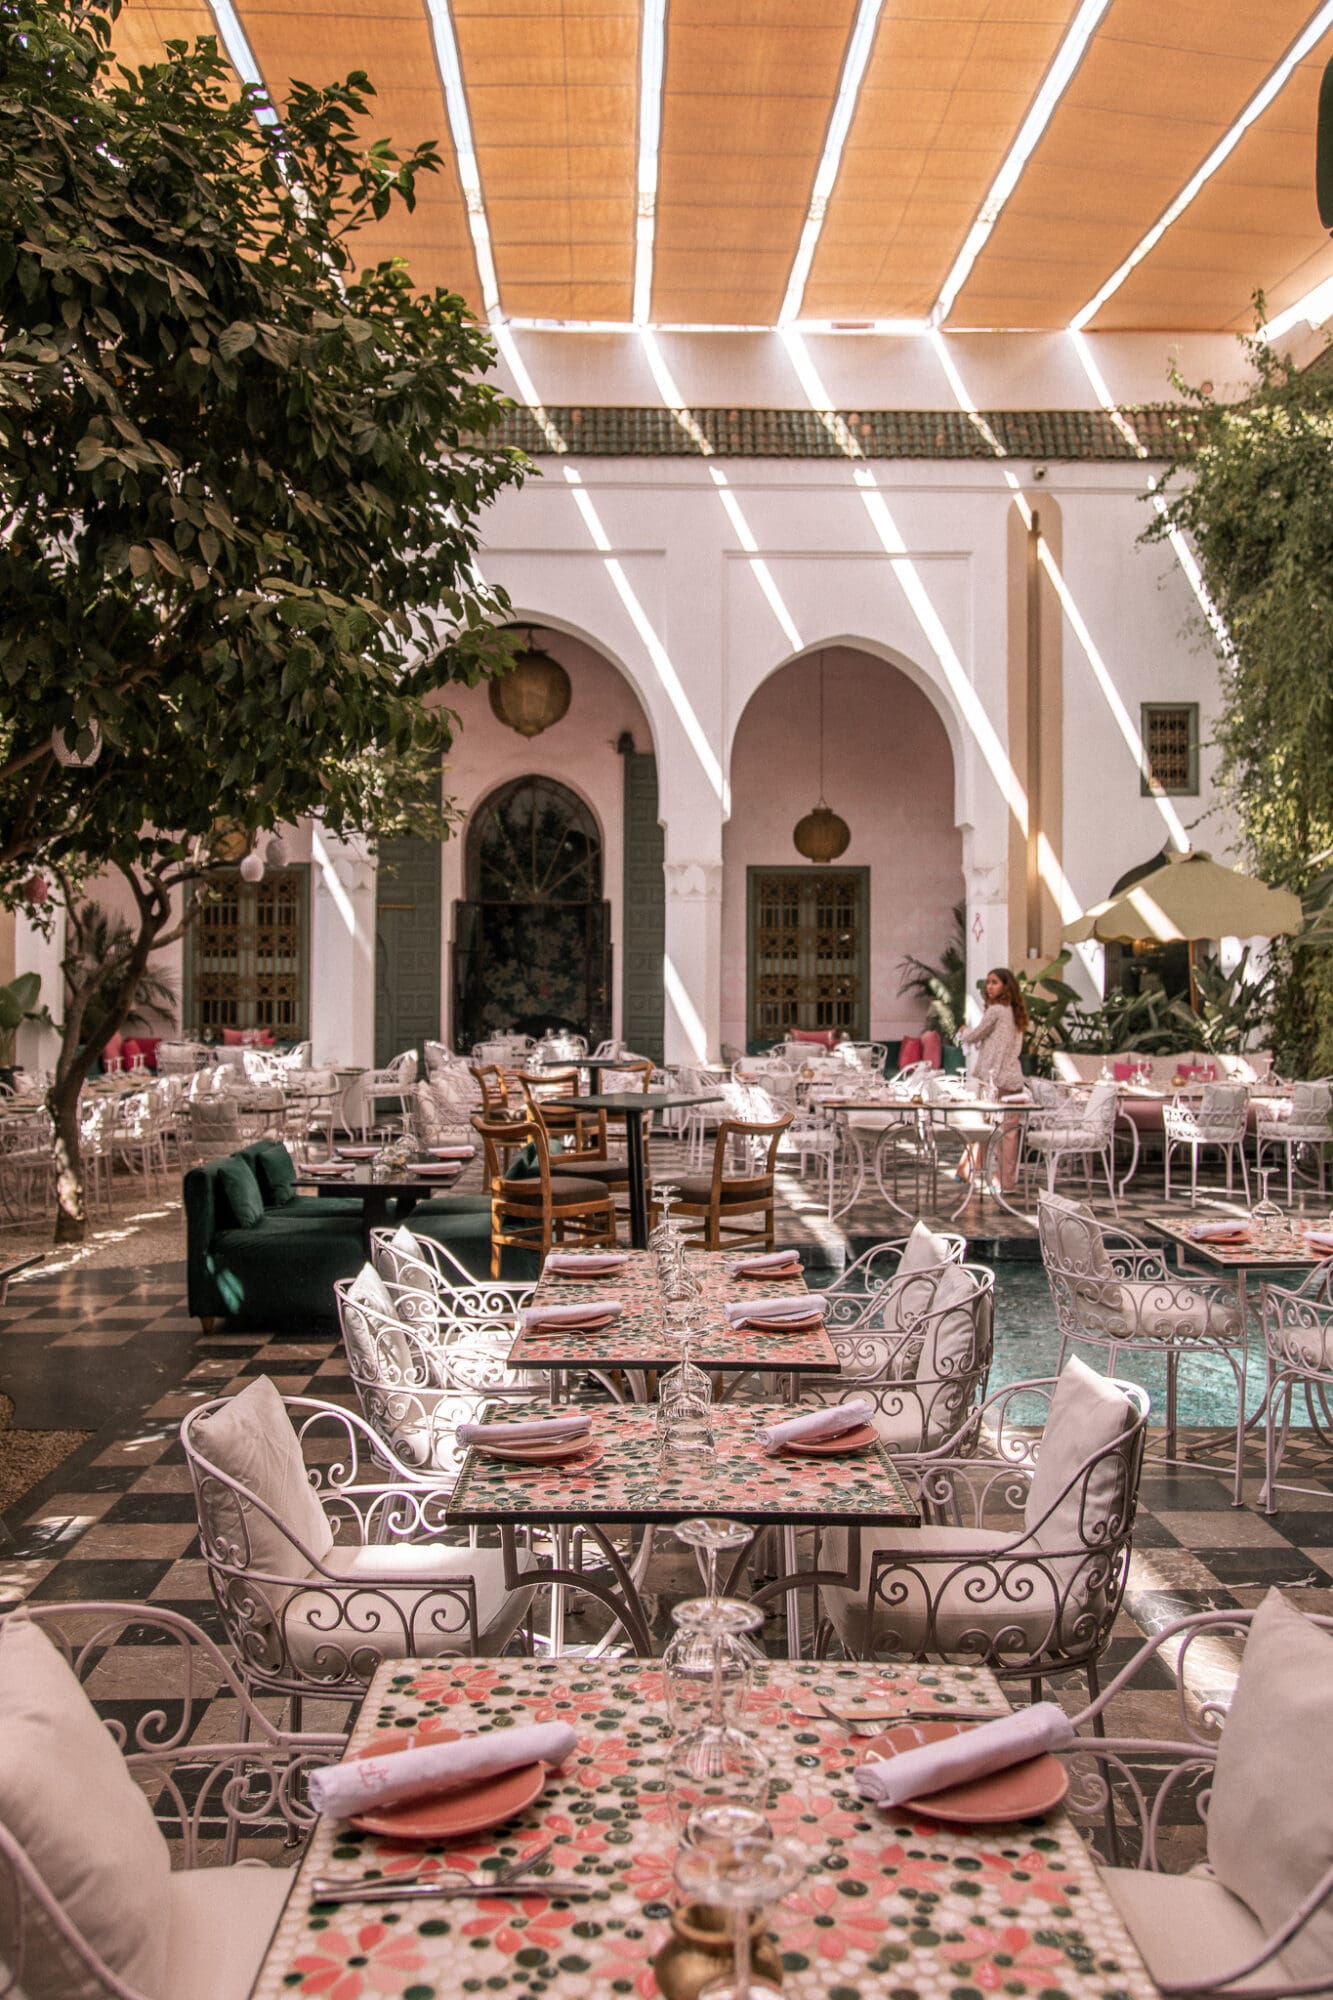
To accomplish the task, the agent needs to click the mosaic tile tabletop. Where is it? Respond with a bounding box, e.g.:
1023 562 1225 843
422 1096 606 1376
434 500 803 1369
253 1656 1155 2000
448 1401 917 1528
508 1249 838 1374
1150 1213 1333 1270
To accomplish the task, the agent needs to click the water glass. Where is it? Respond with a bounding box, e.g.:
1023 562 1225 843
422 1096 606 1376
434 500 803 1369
659 1403 717 1475
671 1827 805 1999
666 1724 770 1836
662 1598 759 1732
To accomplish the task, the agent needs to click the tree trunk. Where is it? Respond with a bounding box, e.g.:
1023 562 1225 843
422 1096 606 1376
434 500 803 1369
49 1069 89 1244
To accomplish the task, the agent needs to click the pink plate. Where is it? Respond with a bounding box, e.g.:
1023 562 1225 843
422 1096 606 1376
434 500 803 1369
336 1145 381 1161
347 1729 547 1841
784 1422 879 1456
526 1309 618 1333
734 1265 803 1280
864 1720 1069 1824
406 1162 464 1179
304 1163 352 1178
742 1312 823 1334
476 1439 600 1465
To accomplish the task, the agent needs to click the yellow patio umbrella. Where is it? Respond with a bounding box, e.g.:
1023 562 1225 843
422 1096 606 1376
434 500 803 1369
1064 849 1302 1010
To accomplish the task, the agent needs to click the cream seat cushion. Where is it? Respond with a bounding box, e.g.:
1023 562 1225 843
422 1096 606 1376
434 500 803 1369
282 1542 540 1675
192 1374 334 1576
1079 1277 1243 1344
1207 1588 1333 1984
1101 1868 1297 1992
0 1612 171 2000
821 1525 1064 1661
163 1865 292 2000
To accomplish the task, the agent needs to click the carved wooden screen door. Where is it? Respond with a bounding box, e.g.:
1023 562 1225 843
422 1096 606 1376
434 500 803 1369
746 868 868 1044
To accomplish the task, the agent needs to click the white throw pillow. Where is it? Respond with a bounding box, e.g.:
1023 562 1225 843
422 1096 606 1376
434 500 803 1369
192 1374 333 1574
1038 1192 1114 1280
0 1612 171 2000
340 1263 419 1385
1024 1355 1135 1554
913 1264 987 1383
1208 1589 1333 1983
898 1219 952 1277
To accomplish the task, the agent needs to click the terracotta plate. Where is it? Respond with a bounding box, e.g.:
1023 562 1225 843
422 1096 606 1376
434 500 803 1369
405 1162 464 1179
742 1313 823 1334
547 1260 628 1279
863 1720 1069 1824
526 1310 618 1332
783 1422 879 1456
475 1439 600 1465
346 1729 547 1841
734 1265 803 1281
336 1145 381 1161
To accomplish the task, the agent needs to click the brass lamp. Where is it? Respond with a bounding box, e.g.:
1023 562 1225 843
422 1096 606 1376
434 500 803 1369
488 644 571 738
792 655 850 864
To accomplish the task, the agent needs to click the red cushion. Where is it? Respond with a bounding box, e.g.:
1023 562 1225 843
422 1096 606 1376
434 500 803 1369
1113 1060 1135 1082
128 1036 160 1071
898 1036 923 1070
788 1028 837 1049
921 1030 943 1070
222 1028 245 1046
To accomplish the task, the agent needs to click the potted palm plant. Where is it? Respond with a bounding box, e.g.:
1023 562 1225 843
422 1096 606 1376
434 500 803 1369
0 972 42 1094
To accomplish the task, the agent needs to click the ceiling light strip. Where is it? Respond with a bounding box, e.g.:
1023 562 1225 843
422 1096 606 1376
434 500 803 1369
633 0 669 325
778 0 885 326
203 0 278 121
422 0 501 320
1260 273 1333 341
1072 1 1333 331
932 0 1113 327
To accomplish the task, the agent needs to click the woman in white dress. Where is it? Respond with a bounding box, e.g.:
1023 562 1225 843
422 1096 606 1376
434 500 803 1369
957 967 1029 1187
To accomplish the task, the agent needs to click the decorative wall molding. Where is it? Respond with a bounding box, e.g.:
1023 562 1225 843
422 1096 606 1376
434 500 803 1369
664 861 725 903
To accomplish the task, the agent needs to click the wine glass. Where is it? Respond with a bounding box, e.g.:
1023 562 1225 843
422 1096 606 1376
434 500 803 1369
1251 1167 1285 1250
672 1829 806 2000
658 1349 712 1422
651 1184 681 1255
659 1401 717 1476
662 1597 760 1732
674 1515 754 1602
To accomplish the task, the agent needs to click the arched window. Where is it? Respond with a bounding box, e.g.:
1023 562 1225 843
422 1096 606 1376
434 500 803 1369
453 777 610 1049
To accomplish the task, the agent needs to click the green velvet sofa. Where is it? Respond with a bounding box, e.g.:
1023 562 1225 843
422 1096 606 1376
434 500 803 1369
183 1142 494 1331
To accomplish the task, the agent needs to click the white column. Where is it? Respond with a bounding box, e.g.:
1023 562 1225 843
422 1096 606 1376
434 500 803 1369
309 829 377 1068
663 859 724 1065
15 904 63 1077
963 858 1007 1025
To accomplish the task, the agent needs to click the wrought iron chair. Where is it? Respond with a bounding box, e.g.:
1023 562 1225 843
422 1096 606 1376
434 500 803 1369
473 1112 618 1275
0 1600 343 1999
1163 1081 1252 1206
360 1048 418 1137
1023 1079 1120 1209
1257 1266 1333 1513
1255 1080 1333 1205
182 1379 539 1722
1038 1190 1248 1502
1057 1598 1333 1995
670 1112 793 1252
817 1360 1150 1716
819 1225 967 1337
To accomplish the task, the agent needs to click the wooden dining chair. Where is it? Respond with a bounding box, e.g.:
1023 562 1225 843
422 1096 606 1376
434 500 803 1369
669 1112 792 1252
472 1113 618 1275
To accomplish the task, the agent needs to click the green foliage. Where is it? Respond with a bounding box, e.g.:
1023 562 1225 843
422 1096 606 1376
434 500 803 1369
897 902 968 1038
1144 316 1333 1069
61 903 176 1039
0 969 41 1064
0 0 525 888
1160 947 1275 1055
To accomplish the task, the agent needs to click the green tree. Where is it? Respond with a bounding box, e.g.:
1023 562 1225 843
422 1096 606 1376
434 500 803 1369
1146 325 1333 1071
0 0 526 1238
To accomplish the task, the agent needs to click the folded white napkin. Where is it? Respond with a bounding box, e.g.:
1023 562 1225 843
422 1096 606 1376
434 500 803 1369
854 1702 1074 1809
727 1250 803 1275
457 1413 592 1445
1190 1221 1250 1241
1304 1230 1333 1253
544 1251 629 1274
309 1721 579 1819
723 1292 826 1325
758 1398 875 1454
520 1299 624 1328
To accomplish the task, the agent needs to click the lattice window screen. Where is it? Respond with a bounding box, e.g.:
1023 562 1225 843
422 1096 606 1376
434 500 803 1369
1141 705 1199 795
187 867 309 1037
748 869 867 1043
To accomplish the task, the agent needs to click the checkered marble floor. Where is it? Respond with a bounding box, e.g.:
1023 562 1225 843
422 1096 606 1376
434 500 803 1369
2 1148 1331 1867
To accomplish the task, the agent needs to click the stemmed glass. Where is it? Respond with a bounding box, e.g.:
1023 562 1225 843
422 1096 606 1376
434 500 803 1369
672 1826 806 2000
1251 1166 1285 1250
651 1184 681 1256
674 1515 753 1602
662 1597 759 1733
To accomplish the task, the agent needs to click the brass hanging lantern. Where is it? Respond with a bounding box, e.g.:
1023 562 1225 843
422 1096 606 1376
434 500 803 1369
488 644 571 738
792 655 850 864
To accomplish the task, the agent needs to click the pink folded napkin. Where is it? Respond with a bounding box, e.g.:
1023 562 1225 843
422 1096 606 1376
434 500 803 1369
457 1413 592 1446
520 1299 624 1328
428 1144 476 1159
309 1721 579 1819
304 1162 353 1177
854 1702 1073 1809
544 1251 630 1274
724 1293 826 1325
727 1250 804 1276
1304 1230 1333 1254
758 1399 875 1454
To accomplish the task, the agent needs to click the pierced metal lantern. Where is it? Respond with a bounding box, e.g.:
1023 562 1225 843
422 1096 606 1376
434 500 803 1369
488 648 571 738
50 721 102 768
238 851 265 883
793 804 851 865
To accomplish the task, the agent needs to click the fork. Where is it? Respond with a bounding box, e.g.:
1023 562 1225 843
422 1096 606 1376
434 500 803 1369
792 1699 1005 1734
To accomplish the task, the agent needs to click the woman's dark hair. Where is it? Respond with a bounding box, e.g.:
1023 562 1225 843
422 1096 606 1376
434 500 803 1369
986 965 1029 1032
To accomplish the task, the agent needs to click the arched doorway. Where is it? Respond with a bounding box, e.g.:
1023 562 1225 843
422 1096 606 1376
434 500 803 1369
452 776 612 1051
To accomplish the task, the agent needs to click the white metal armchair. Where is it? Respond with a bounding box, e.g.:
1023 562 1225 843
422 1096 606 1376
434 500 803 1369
1255 1080 1333 1205
1023 1079 1120 1208
1039 1191 1248 1503
0 1600 343 2000
1057 1593 1333 1996
360 1048 418 1137
817 1359 1150 1714
182 1377 538 1719
1163 1081 1251 1206
1258 1266 1333 1514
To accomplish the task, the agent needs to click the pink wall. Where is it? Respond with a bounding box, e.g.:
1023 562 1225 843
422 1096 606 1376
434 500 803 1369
721 649 963 1049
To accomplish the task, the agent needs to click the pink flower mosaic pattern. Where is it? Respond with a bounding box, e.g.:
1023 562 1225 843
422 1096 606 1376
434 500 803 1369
448 1400 917 1526
253 1657 1155 2000
509 1248 838 1373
